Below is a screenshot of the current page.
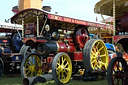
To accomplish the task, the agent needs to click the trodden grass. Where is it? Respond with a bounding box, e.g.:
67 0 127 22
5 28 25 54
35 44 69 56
0 75 108 85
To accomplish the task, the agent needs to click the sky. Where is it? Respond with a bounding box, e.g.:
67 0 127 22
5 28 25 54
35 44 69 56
0 0 109 22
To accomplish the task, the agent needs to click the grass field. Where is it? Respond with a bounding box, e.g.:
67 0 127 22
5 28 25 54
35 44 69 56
0 75 108 85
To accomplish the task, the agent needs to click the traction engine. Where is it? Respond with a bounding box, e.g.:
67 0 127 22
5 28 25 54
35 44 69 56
20 24 109 85
10 9 109 85
0 29 23 76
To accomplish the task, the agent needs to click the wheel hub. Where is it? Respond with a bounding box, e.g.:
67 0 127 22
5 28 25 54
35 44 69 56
59 65 65 72
97 56 101 61
30 65 35 71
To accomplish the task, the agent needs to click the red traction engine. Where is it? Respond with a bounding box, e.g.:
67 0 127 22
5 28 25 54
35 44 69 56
21 26 108 85
11 9 109 85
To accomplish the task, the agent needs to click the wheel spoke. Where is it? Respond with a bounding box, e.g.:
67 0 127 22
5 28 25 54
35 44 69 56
62 72 65 80
91 51 96 56
65 67 70 72
58 59 60 65
96 42 100 47
28 59 33 65
61 56 64 62
93 63 98 68
25 63 30 67
113 68 116 73
64 70 68 75
91 56 96 60
57 72 60 80
57 63 60 66
115 63 120 71
91 60 96 64
98 46 104 52
99 54 106 57
64 62 68 68
63 58 66 63
26 70 31 75
99 61 106 65
92 47 97 53
116 78 120 85
25 68 29 70
96 64 101 69
30 71 33 77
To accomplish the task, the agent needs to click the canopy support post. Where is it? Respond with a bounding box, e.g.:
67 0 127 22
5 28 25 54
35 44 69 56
113 0 116 36
37 16 39 37
98 28 101 39
40 18 47 36
22 18 24 38
100 13 111 34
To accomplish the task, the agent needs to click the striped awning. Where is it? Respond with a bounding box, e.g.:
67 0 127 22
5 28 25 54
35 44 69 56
94 0 128 17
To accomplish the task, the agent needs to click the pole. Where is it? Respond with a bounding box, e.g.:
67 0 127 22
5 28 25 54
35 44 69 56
22 18 24 38
113 0 116 36
37 16 39 37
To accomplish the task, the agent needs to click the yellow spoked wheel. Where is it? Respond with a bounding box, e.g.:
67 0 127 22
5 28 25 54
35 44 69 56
83 39 108 71
21 53 42 78
52 52 72 85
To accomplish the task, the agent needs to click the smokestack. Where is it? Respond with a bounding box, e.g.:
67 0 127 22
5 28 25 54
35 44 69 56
42 6 52 12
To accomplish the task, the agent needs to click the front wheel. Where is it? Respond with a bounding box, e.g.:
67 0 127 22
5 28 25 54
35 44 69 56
107 57 128 85
52 52 72 85
21 53 42 78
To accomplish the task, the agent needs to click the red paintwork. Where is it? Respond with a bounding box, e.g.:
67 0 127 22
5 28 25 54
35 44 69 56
48 14 113 30
76 28 89 49
68 45 76 52
113 35 128 43
68 52 83 61
36 40 47 42
23 37 36 43
23 37 47 43
57 42 68 52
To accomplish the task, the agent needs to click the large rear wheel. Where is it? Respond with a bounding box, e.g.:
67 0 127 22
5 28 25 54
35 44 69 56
83 39 108 71
107 57 128 85
21 53 42 78
52 52 72 85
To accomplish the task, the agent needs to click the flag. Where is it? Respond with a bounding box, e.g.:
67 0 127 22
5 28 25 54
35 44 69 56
96 16 98 22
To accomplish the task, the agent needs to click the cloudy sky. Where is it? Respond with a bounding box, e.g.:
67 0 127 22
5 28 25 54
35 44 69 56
0 0 109 22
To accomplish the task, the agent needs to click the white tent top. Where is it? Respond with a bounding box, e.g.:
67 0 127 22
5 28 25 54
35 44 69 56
0 21 22 30
94 0 128 17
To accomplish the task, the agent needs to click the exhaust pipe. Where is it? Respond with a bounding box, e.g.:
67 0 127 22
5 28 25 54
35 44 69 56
23 74 53 85
23 76 37 85
36 74 53 82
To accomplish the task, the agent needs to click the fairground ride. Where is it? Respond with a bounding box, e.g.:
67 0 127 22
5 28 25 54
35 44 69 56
95 0 128 85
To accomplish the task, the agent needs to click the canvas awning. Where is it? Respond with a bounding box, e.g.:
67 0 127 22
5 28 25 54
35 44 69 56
94 0 128 17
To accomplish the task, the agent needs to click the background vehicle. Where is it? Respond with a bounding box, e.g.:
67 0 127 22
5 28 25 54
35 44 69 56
0 22 23 76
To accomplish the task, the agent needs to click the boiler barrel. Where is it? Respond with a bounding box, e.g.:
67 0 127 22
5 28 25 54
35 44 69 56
36 41 70 55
